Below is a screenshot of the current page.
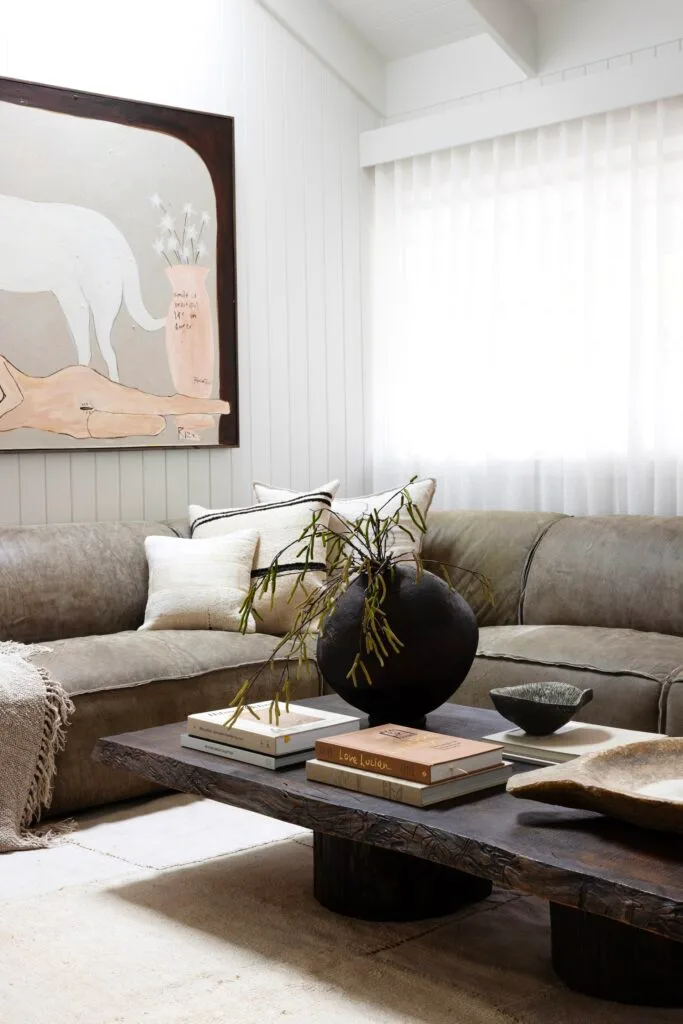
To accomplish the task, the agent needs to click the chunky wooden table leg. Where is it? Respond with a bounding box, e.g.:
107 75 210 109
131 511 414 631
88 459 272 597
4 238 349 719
313 832 492 921
550 903 683 1007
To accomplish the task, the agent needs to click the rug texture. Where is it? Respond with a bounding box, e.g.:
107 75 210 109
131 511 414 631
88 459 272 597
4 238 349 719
0 641 74 852
1 793 681 1024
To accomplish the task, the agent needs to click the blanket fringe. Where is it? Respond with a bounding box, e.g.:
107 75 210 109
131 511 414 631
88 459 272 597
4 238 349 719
30 817 77 843
21 669 75 832
0 642 74 845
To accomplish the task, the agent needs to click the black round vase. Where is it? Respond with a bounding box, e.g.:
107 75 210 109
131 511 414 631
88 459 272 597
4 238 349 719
316 565 479 728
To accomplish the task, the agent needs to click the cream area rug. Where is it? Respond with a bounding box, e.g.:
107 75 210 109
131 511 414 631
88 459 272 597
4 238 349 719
0 794 680 1024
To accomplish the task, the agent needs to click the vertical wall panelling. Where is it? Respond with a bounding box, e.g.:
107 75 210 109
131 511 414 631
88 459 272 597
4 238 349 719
18 455 47 525
323 75 348 488
164 450 190 520
242 1 273 490
223 0 251 509
142 452 167 522
0 457 20 526
264 16 291 488
45 454 72 524
118 453 145 521
341 97 366 498
0 0 377 525
358 106 377 498
94 452 121 522
208 448 232 510
69 454 97 523
303 60 331 489
284 50 311 492
187 449 212 511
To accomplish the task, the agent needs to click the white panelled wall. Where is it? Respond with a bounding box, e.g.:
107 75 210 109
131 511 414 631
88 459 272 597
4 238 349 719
0 0 377 526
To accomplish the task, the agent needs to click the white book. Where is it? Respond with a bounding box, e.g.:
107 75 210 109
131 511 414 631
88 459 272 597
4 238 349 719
306 758 513 807
181 733 309 769
483 721 661 765
187 701 361 755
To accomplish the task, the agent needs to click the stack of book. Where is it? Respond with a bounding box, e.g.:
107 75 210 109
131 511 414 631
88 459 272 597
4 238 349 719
181 701 360 769
483 720 661 765
306 724 512 807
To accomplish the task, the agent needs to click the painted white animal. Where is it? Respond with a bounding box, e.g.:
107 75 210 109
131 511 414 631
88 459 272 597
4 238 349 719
0 194 165 381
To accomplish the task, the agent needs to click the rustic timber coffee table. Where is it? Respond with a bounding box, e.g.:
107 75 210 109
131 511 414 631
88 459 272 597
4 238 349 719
93 696 683 1007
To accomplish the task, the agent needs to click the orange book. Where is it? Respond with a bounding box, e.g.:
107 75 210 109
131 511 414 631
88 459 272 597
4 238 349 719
315 724 503 784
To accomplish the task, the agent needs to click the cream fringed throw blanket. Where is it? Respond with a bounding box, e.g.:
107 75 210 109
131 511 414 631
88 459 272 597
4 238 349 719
0 642 74 852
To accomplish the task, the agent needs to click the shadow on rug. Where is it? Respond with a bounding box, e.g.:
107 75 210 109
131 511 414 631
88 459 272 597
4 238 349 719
110 840 681 1024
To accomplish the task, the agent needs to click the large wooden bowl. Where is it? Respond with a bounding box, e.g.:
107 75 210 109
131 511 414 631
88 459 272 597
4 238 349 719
507 737 683 833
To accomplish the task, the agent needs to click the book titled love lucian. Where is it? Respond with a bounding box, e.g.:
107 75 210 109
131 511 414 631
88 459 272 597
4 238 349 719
315 724 503 784
306 759 513 807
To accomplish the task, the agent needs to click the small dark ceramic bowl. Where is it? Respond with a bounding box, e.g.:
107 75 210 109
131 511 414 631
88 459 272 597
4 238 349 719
489 682 594 736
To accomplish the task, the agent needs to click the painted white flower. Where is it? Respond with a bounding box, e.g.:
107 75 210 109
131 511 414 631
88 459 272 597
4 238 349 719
150 193 163 209
197 241 208 257
166 235 178 253
185 225 197 241
182 202 195 216
200 211 210 224
182 247 191 262
160 213 175 231
152 238 165 255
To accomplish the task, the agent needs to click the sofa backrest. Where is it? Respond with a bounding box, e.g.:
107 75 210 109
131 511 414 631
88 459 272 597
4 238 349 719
422 510 565 627
520 515 683 637
0 520 178 643
5 509 680 643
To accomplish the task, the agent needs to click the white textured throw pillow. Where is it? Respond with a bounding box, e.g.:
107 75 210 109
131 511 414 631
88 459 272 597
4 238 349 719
140 531 259 632
252 478 436 561
189 484 337 635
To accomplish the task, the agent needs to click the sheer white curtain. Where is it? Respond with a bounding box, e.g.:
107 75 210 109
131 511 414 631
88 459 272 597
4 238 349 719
371 99 683 514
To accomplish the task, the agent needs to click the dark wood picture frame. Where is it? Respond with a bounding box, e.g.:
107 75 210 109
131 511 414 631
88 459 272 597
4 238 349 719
0 76 239 449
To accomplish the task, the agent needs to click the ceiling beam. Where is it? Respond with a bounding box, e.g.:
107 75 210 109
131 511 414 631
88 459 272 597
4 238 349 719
361 47 683 167
256 0 386 115
467 0 537 77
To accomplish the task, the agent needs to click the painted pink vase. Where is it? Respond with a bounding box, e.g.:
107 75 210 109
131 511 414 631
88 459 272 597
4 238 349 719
164 264 215 436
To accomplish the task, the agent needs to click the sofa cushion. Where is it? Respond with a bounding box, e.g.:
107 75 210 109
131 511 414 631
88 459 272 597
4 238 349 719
32 630 320 814
658 669 683 736
32 629 315 697
140 531 259 632
456 625 683 733
421 510 565 627
521 515 683 637
0 520 178 643
190 488 334 636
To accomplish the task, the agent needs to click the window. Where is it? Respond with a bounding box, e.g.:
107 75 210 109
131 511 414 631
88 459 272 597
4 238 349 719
371 99 683 514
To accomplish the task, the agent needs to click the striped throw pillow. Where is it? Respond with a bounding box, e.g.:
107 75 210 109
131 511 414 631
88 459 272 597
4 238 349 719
189 483 338 635
252 478 436 562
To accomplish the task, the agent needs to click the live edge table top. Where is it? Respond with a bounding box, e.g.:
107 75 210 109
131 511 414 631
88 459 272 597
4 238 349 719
93 695 683 943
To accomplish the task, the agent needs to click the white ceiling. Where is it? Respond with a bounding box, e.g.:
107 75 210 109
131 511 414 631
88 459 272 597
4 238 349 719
328 0 576 61
328 0 481 60
524 0 577 10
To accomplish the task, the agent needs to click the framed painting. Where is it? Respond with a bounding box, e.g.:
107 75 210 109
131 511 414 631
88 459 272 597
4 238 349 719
0 76 238 451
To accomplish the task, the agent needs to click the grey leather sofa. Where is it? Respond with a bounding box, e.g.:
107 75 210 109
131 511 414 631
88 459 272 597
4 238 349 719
0 510 681 815
427 510 683 736
0 520 320 815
